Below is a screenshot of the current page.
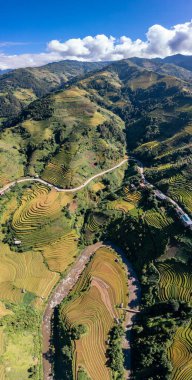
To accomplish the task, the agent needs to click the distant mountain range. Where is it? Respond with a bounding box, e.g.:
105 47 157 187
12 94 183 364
0 54 191 206
0 54 192 120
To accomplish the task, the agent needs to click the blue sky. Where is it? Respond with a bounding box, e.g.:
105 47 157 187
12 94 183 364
0 0 192 68
1 0 191 54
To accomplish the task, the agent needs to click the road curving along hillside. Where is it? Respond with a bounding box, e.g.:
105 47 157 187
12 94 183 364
0 158 128 194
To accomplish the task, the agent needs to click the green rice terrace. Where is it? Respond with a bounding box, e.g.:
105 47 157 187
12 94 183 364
156 261 192 380
0 56 192 380
56 247 128 380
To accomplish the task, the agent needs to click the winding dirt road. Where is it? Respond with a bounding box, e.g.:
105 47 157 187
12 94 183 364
1 156 190 226
2 155 189 378
0 158 128 194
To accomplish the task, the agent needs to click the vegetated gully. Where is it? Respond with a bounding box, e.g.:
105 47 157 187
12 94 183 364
42 242 141 380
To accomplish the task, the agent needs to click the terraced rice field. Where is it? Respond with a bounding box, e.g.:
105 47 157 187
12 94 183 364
168 174 192 213
0 183 81 379
87 213 106 234
42 145 79 188
0 251 59 303
108 198 135 213
144 209 173 229
156 261 192 379
107 188 141 213
123 188 141 205
156 262 192 303
12 184 73 248
42 231 79 273
168 322 192 380
60 247 128 380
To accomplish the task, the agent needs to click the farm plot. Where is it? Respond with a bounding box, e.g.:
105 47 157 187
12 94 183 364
123 188 141 205
11 184 73 249
107 198 135 213
107 188 141 213
168 322 192 380
168 174 192 213
86 213 107 234
144 209 174 230
156 261 192 380
0 251 59 303
42 145 79 188
156 262 192 303
42 231 79 273
60 246 128 380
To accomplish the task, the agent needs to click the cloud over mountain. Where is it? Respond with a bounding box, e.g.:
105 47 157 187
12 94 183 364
1 20 192 69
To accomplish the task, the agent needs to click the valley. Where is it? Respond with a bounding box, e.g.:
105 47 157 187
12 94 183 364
0 55 191 380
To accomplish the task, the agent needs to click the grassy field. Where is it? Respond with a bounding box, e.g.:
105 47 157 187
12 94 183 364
59 246 128 380
0 129 26 186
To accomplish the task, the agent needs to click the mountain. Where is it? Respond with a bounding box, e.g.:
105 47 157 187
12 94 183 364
0 60 108 120
0 55 192 380
1 58 191 209
154 54 192 72
129 56 192 82
0 69 11 75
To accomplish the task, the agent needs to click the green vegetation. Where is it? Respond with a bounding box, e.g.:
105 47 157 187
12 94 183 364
0 56 192 380
0 304 42 380
0 60 107 120
156 260 192 379
55 247 128 380
107 323 125 379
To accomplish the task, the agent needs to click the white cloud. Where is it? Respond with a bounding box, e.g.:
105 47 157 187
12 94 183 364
1 20 192 69
0 41 28 48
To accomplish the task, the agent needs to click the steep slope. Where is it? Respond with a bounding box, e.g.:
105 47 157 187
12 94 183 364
158 54 192 72
75 59 192 213
0 84 126 187
1 58 191 204
129 57 192 82
0 60 107 120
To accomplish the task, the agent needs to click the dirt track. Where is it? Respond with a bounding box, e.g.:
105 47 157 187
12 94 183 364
0 158 128 194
